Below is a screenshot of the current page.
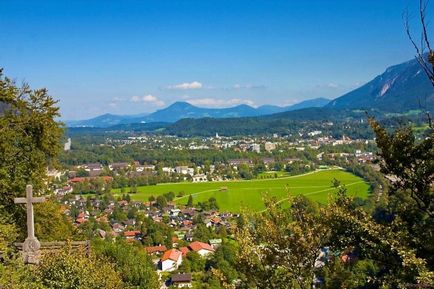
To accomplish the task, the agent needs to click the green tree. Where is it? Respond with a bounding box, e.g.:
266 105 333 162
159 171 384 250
0 70 63 231
236 195 329 289
156 195 167 208
93 240 159 289
34 200 74 241
187 194 194 207
36 246 124 289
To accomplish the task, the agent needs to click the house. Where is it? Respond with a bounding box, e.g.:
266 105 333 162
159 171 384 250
55 186 73 196
123 230 141 240
145 245 167 255
109 162 130 171
111 222 125 233
179 246 190 256
249 143 260 153
188 241 214 257
170 208 181 217
75 212 89 224
171 273 192 288
162 167 175 174
175 166 189 175
81 163 103 177
160 249 183 272
192 174 207 183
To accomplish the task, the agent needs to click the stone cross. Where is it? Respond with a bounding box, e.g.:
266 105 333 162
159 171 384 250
14 185 46 264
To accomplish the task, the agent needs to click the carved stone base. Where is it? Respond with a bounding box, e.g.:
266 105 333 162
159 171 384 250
23 251 41 264
23 237 41 252
22 237 41 264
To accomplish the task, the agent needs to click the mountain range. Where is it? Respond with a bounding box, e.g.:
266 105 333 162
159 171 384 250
66 55 434 128
65 97 330 127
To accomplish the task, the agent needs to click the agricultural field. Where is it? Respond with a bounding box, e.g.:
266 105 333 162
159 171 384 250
115 169 371 212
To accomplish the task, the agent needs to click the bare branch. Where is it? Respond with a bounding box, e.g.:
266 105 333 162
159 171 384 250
420 0 432 52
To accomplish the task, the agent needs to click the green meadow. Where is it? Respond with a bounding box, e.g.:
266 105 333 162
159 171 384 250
115 169 370 212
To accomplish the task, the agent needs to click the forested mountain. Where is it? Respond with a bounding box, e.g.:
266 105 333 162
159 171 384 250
327 55 434 112
163 108 377 137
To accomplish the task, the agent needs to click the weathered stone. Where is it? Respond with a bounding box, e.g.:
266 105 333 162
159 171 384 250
14 185 46 264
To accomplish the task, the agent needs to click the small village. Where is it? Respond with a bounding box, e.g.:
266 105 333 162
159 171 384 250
60 186 236 287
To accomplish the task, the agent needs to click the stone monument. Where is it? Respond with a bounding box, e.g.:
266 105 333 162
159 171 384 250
14 185 46 264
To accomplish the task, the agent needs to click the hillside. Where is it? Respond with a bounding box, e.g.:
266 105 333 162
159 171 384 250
327 56 434 112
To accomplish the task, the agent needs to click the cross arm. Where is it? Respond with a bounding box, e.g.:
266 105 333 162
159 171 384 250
32 197 46 203
14 197 46 204
14 198 27 204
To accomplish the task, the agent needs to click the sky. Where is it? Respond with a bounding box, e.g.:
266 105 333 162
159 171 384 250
0 0 429 120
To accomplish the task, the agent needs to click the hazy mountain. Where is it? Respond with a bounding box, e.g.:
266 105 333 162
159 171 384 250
256 98 330 115
327 56 434 112
286 97 330 111
65 113 149 128
66 98 330 127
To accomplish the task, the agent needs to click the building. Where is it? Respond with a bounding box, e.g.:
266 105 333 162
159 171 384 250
192 174 207 183
64 138 71 151
109 162 130 171
123 230 141 241
264 142 276 152
145 245 167 255
188 241 214 257
160 249 183 272
250 143 261 153
170 273 192 288
175 166 189 175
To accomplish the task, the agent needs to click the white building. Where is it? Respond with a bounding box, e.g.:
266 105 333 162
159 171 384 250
160 249 183 272
189 241 215 257
250 143 261 153
64 138 71 151
192 174 207 183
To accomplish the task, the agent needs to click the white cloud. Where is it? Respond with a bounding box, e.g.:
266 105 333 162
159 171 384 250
131 94 165 107
232 84 267 90
168 81 203 90
315 82 341 89
326 82 339 88
185 97 255 107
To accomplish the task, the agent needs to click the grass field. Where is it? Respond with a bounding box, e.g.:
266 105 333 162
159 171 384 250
115 169 370 212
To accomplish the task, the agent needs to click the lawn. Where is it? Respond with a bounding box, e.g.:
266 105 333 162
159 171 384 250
115 169 370 212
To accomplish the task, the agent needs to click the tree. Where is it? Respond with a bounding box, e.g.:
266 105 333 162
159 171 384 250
236 195 328 289
0 70 63 230
404 0 434 127
163 191 175 201
36 246 124 289
405 0 434 87
187 194 194 207
34 200 74 241
92 240 159 289
156 195 167 208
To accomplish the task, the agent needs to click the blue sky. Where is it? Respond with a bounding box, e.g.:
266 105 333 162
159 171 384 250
0 0 427 119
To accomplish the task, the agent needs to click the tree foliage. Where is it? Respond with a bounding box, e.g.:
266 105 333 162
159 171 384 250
0 69 63 229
